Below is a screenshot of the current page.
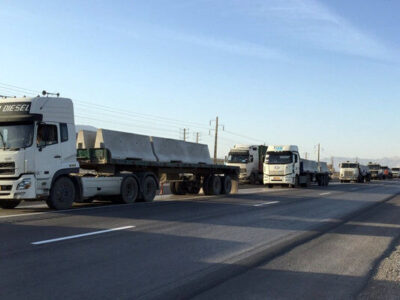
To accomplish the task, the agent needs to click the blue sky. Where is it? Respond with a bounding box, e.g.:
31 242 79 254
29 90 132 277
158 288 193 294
1 0 400 160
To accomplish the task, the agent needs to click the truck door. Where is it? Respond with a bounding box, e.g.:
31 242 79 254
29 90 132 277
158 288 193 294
35 123 61 184
294 154 300 175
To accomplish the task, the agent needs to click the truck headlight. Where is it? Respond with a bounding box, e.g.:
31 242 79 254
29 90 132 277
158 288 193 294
17 179 31 190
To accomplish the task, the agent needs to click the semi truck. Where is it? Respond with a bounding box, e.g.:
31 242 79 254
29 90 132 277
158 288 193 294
0 96 239 210
368 163 383 180
392 168 400 178
339 161 371 183
226 144 268 184
263 145 329 188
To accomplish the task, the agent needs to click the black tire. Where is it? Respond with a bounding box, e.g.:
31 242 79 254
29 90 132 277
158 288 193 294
221 176 232 194
47 176 75 210
268 184 273 188
170 182 178 195
120 176 139 204
175 182 186 195
187 184 201 195
249 173 256 185
203 176 211 195
141 176 157 202
208 176 222 195
0 200 21 209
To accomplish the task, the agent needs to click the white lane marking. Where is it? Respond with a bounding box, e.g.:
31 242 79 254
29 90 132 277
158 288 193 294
319 192 331 196
253 201 280 207
31 225 135 245
0 211 48 219
350 187 359 191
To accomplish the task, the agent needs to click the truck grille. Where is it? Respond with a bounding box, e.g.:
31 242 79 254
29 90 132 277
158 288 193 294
268 170 285 176
0 162 15 175
344 171 354 177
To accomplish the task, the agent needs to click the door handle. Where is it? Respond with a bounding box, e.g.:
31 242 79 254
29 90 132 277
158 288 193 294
54 155 61 159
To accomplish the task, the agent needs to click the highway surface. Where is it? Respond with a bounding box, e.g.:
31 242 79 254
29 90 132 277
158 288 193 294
1 180 400 299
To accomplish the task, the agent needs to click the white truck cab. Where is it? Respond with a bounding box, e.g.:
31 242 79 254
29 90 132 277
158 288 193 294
263 145 300 187
0 97 78 208
339 162 370 183
226 145 267 184
263 145 329 188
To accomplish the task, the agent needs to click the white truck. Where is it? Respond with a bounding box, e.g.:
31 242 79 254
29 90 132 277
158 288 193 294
226 145 268 184
368 163 384 180
339 162 371 183
263 145 329 188
392 168 400 178
0 96 239 210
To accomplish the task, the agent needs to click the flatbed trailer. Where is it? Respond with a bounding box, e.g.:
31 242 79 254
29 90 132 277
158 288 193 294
76 148 239 200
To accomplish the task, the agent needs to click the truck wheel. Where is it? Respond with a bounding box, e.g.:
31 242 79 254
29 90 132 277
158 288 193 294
0 200 21 209
48 176 75 210
141 176 157 202
249 173 256 185
221 176 232 194
203 176 211 195
187 184 201 195
175 182 186 195
120 176 139 204
208 176 222 195
170 182 178 195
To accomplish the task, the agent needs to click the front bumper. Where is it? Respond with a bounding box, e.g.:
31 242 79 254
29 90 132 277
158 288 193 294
339 176 357 181
263 175 294 185
0 174 36 200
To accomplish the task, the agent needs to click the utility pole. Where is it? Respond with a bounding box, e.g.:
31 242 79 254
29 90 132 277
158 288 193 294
317 143 320 165
210 116 224 164
214 117 219 163
180 128 189 141
195 132 200 143
305 152 308 159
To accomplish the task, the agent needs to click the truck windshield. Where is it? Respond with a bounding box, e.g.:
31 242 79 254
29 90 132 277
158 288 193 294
341 163 358 168
265 152 293 164
0 122 34 150
228 152 249 163
368 165 380 170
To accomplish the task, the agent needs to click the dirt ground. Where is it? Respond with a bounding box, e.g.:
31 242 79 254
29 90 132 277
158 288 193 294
358 244 400 299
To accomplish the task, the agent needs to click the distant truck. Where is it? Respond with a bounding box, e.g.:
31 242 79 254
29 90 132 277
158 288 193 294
339 162 371 183
226 145 268 184
381 166 393 179
368 163 383 180
263 145 329 188
0 96 239 210
392 168 400 178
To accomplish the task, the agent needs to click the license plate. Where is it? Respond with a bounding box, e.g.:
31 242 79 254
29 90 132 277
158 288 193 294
272 177 281 181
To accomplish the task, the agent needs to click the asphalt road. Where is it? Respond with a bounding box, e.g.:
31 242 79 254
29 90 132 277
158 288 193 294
1 180 399 299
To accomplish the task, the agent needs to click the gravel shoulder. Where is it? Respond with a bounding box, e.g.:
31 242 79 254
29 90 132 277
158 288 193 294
358 243 400 299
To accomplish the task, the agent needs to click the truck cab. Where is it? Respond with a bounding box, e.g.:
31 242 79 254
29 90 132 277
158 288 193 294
392 168 400 178
226 145 267 184
339 162 370 183
263 145 300 187
0 97 79 208
368 163 383 180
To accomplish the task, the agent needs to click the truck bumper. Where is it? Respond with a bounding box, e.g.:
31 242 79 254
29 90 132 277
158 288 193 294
263 175 294 185
339 177 357 181
0 174 36 200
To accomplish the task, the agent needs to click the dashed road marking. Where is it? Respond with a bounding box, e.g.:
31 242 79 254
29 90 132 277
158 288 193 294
31 225 135 245
253 201 280 207
319 192 331 196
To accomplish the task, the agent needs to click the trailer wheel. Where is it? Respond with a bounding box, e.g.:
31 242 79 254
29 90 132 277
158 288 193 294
187 184 201 195
221 176 232 194
47 176 75 210
170 182 178 195
0 200 21 209
120 176 139 204
208 176 222 195
203 176 211 195
141 176 157 202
